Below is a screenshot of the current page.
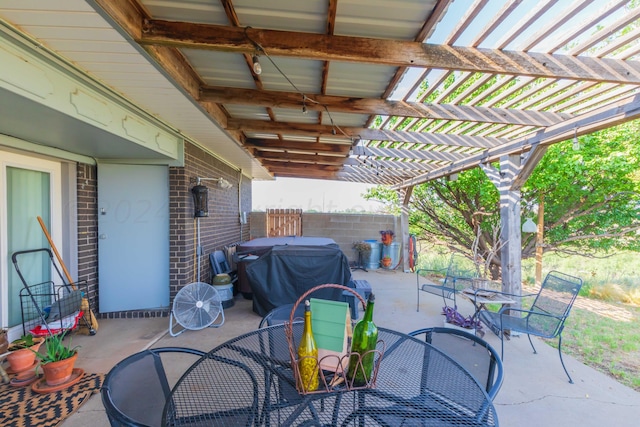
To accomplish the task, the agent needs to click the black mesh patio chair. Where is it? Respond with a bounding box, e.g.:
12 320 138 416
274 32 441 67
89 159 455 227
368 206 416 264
408 327 504 400
478 270 583 383
417 253 476 312
101 347 205 427
258 303 304 328
163 353 260 426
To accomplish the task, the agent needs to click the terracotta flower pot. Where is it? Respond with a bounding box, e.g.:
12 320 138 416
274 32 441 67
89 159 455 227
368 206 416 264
6 337 44 373
41 352 78 386
381 256 392 268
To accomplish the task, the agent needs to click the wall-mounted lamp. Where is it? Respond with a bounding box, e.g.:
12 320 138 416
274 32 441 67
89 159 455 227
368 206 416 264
252 54 262 75
522 217 537 233
191 184 209 218
191 177 234 218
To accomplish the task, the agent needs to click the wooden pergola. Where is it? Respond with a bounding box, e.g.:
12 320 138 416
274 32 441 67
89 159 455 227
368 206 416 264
3 0 639 291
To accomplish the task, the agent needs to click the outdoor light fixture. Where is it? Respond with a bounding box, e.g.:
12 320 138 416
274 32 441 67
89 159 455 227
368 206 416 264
191 184 209 218
252 54 262 75
191 177 234 218
573 127 580 151
522 218 537 233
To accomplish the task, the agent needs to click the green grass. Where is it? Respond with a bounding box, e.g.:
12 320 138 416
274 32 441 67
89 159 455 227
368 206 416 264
522 251 640 296
548 303 640 390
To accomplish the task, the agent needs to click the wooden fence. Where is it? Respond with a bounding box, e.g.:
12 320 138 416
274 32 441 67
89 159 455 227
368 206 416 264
267 209 302 237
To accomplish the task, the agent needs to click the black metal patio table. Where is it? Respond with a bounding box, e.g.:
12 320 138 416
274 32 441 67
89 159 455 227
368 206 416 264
162 325 499 426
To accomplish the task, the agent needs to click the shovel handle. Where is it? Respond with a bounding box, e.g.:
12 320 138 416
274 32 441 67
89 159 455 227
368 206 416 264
37 216 76 290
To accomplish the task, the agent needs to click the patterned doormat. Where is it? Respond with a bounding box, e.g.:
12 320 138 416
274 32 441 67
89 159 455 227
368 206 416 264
0 372 104 427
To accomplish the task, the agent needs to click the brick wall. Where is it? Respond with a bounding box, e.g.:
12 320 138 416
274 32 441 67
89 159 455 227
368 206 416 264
303 213 400 263
77 141 251 319
76 163 99 315
178 143 251 298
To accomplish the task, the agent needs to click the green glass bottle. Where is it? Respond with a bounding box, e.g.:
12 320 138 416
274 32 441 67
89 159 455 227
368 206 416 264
297 300 319 392
347 293 378 387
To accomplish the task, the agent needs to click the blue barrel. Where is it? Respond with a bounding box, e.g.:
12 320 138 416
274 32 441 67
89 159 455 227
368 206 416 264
365 240 381 269
381 242 401 269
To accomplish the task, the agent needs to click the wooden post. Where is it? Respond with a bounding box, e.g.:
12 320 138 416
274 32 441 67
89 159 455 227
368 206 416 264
399 186 413 272
482 155 524 309
535 194 545 286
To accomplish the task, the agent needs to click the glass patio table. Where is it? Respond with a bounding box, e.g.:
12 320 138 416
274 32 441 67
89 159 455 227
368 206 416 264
163 325 499 426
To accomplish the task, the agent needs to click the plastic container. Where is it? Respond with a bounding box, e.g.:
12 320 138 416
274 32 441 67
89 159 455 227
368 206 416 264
364 240 381 270
213 283 234 308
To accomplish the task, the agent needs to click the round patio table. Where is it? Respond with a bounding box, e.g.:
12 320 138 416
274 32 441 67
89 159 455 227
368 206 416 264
163 325 499 426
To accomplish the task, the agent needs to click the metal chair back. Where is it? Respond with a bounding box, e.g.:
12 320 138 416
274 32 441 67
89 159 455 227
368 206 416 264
409 327 503 400
258 303 304 328
101 347 205 427
527 271 582 337
478 270 583 383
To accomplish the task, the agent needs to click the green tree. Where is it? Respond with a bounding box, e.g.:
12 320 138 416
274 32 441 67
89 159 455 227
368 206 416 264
364 120 640 270
522 121 640 257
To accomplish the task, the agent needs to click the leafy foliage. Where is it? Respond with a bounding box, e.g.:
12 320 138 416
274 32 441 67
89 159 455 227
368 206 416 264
34 334 80 364
522 120 640 256
364 120 640 270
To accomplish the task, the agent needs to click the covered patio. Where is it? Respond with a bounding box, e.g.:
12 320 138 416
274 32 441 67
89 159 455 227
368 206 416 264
0 1 639 425
64 269 640 426
1 1 638 305
3 0 638 296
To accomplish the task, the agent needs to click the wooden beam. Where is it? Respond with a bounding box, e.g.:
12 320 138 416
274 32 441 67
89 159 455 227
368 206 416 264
201 86 569 126
230 119 506 148
244 138 350 154
255 151 347 165
140 20 640 84
352 146 468 163
262 160 342 172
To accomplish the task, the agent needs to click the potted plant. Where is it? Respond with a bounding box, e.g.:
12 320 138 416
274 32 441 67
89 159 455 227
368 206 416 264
5 334 45 373
35 334 80 386
352 241 372 256
381 255 392 268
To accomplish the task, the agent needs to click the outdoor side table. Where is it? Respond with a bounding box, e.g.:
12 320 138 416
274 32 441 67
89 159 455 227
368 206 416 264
163 325 499 426
461 287 515 335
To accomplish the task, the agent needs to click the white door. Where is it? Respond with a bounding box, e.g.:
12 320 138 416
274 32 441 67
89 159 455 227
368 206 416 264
98 164 169 312
0 150 62 341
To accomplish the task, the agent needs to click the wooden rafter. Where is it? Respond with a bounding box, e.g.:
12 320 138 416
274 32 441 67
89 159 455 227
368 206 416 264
231 119 506 148
86 0 640 185
201 86 570 126
140 20 640 85
393 93 640 188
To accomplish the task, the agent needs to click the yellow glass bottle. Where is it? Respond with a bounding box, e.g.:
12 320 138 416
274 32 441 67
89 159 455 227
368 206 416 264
297 300 319 392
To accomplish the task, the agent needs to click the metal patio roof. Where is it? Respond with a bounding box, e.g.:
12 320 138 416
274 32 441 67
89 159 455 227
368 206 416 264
1 0 640 186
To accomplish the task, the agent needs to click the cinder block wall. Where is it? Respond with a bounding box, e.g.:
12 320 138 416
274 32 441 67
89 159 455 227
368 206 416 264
249 212 400 264
303 213 399 262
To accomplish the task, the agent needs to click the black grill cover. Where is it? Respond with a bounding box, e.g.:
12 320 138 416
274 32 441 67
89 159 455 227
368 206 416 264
245 244 352 316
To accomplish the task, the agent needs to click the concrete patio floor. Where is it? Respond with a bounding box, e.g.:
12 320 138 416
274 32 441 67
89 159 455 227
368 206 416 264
62 268 640 426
